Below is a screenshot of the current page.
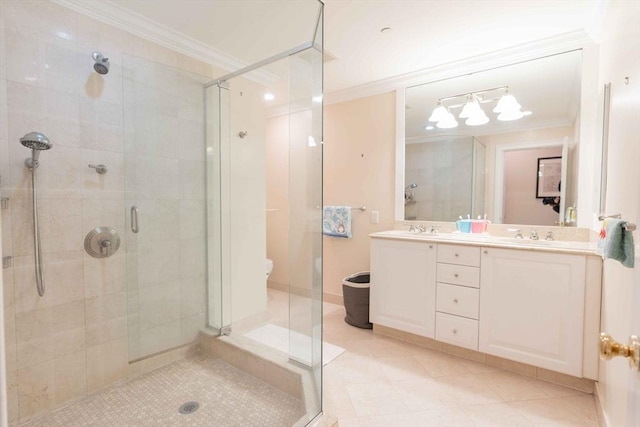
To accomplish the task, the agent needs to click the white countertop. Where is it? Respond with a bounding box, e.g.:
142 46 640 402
369 230 598 256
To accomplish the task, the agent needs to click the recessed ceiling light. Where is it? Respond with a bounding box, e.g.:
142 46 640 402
264 93 275 101
312 95 323 103
522 111 532 116
425 125 434 130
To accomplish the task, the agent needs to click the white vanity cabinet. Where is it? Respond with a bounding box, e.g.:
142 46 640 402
370 238 437 338
369 232 602 380
435 244 481 350
479 247 599 378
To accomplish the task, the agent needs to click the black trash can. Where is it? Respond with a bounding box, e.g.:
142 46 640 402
342 271 372 329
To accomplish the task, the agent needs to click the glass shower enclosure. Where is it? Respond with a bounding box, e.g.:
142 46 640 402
205 8 324 423
122 3 324 423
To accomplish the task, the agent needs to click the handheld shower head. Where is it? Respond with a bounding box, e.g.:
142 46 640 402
20 132 52 165
92 51 110 75
405 183 418 190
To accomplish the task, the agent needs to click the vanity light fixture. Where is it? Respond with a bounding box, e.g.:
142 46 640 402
264 92 275 101
426 86 527 129
427 101 448 122
435 109 459 129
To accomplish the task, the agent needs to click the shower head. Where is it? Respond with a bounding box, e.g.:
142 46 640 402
20 132 52 151
20 132 52 164
92 51 109 75
405 183 418 190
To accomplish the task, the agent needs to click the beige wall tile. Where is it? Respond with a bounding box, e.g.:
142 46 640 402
15 300 85 368
6 369 18 426
86 337 139 393
85 291 127 346
177 53 213 78
17 350 86 422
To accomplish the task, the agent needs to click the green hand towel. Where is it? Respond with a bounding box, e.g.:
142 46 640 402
604 219 635 268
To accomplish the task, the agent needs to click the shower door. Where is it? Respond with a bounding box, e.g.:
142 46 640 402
122 54 211 361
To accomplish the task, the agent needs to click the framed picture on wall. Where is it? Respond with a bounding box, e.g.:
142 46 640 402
536 156 562 198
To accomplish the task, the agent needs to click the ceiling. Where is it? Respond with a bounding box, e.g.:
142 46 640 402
81 0 603 97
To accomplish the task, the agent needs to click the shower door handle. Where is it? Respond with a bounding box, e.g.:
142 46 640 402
131 206 139 234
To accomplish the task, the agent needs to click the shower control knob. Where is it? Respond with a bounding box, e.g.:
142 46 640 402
89 164 108 174
99 239 112 256
85 227 120 258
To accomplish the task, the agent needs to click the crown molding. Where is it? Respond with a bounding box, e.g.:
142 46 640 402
324 30 595 105
52 0 277 85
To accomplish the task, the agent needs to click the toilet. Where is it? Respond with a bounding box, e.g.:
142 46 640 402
265 259 273 279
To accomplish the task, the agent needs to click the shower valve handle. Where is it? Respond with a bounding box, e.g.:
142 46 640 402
99 239 112 256
89 164 108 174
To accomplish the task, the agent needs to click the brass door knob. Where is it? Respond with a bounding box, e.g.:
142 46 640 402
599 332 640 370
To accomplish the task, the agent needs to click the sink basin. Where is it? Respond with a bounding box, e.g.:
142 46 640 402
490 237 554 245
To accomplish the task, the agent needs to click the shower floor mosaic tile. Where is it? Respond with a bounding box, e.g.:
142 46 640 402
20 351 303 427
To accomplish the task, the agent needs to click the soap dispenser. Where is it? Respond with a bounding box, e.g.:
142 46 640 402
565 206 576 224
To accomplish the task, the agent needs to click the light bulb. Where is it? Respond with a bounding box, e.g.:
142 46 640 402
428 102 448 122
459 95 480 118
264 93 275 101
493 93 521 113
465 111 490 126
436 111 458 129
497 109 525 121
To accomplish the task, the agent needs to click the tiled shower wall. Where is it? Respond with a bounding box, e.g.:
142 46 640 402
0 1 215 424
404 137 474 221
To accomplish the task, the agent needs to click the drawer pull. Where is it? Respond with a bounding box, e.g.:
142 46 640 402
455 253 459 257
429 245 434 249
483 250 488 254
454 273 459 278
453 298 458 303
453 329 458 334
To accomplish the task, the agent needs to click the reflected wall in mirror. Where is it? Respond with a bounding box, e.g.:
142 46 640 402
405 136 485 221
404 50 582 226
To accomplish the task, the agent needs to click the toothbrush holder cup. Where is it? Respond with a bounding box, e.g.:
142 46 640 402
456 219 472 233
471 219 490 233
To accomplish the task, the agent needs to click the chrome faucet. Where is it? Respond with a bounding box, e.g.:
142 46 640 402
417 223 426 233
545 231 555 241
530 229 539 240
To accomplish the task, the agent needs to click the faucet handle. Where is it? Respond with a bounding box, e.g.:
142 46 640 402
545 231 555 241
429 225 440 234
408 224 415 232
508 228 523 239
417 223 426 233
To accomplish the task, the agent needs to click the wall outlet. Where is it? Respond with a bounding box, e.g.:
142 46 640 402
371 210 379 224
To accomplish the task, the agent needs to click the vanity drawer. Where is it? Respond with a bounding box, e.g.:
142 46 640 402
436 263 480 288
437 244 480 267
435 312 479 351
436 283 479 319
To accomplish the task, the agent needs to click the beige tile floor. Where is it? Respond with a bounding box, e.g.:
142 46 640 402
18 350 303 427
322 307 601 427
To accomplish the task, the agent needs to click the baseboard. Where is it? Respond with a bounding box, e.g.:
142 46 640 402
594 382 608 427
374 324 595 394
322 292 343 306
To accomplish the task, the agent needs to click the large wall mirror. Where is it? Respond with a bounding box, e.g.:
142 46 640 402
403 50 582 226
